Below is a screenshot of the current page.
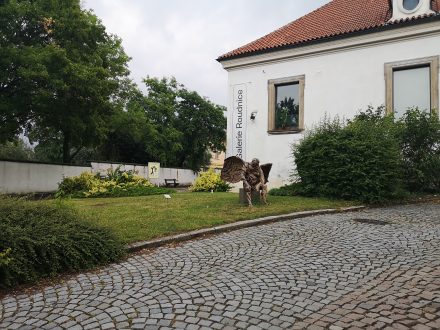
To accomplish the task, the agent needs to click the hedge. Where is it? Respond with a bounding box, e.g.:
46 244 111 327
293 108 405 203
290 107 439 203
0 197 124 288
398 108 440 192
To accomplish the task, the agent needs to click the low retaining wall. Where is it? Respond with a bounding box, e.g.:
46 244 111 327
0 160 198 194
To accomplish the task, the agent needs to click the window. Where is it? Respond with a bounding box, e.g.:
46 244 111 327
268 75 305 133
391 0 433 21
393 66 430 118
403 0 420 11
385 56 439 117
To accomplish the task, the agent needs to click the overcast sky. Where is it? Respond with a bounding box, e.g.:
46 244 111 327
83 0 331 107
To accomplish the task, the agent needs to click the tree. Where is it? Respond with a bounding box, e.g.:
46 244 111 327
97 78 226 170
0 138 35 161
175 87 226 169
143 77 226 170
0 0 47 140
0 0 131 162
98 86 162 164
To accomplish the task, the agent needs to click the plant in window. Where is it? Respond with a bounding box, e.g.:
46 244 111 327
276 97 299 129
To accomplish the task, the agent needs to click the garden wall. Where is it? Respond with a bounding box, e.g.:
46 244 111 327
90 161 198 187
0 160 198 194
0 160 89 194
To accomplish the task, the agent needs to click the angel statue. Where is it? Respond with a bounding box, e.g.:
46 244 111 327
221 156 272 207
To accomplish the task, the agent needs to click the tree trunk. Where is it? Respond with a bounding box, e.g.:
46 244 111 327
62 131 71 163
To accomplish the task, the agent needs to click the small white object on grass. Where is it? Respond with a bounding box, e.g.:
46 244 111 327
164 194 171 199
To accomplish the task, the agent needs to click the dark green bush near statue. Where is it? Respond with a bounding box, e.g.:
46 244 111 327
275 107 439 203
268 183 303 196
0 198 124 288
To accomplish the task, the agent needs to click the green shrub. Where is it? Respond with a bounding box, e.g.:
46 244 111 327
0 248 12 268
106 166 138 183
56 172 96 197
397 108 440 193
293 107 405 203
190 169 231 192
0 197 124 288
57 169 172 198
269 183 302 196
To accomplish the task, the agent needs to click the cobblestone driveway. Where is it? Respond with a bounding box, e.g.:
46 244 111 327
1 203 440 329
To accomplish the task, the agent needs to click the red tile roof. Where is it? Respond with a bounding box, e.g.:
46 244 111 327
218 0 440 61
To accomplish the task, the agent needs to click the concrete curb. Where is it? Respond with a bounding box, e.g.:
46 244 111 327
126 205 366 253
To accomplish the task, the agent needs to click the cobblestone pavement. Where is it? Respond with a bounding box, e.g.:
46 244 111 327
1 203 439 329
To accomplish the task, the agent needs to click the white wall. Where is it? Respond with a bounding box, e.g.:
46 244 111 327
0 160 89 194
151 167 198 187
0 160 198 194
224 32 440 188
91 162 149 178
90 162 198 186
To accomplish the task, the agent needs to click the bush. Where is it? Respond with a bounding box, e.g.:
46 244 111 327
57 167 173 198
269 183 302 196
293 107 405 203
0 197 124 288
0 248 12 268
398 108 440 192
190 169 231 192
57 172 96 197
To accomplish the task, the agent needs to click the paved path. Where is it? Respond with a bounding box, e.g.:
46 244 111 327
1 203 439 329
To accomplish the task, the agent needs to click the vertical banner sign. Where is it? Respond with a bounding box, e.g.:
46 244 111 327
148 162 160 179
232 84 247 160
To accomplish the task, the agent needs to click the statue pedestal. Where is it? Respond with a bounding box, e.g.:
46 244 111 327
239 188 261 205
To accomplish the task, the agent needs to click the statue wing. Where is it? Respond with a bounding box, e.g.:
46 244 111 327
221 156 246 183
260 163 273 183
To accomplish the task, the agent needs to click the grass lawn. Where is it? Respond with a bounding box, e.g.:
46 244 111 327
60 192 358 244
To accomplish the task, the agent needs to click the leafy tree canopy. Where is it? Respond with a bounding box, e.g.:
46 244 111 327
0 138 35 161
97 84 162 164
97 78 226 171
0 1 225 170
0 0 131 162
143 77 226 170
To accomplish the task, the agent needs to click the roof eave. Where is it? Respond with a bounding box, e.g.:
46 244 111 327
217 14 440 63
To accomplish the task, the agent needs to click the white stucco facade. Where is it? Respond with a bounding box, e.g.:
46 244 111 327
221 22 440 189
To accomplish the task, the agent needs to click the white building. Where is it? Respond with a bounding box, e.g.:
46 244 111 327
218 0 440 188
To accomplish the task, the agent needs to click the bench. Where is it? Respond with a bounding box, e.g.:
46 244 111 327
164 179 179 187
